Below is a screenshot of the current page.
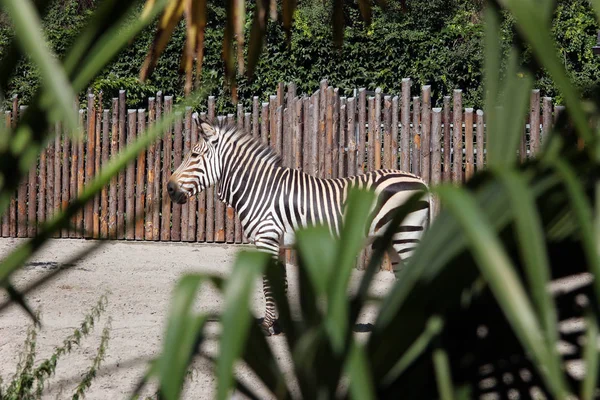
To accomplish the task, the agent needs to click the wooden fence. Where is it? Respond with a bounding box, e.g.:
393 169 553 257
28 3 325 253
1 79 557 248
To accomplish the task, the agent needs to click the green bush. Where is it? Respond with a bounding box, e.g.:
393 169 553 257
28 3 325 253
1 0 599 112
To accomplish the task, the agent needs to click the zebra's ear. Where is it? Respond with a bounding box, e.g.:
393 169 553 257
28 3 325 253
192 112 217 139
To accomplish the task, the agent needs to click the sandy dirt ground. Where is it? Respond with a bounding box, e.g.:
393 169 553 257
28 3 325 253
0 238 395 399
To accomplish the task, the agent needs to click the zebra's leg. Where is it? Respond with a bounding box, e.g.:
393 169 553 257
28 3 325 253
254 234 286 336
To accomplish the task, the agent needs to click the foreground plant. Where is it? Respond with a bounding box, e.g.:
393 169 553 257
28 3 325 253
0 295 111 399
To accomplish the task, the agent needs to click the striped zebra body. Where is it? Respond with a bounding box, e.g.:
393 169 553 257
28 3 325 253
168 115 432 335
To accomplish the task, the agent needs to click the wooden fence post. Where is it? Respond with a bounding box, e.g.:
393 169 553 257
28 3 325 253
76 110 85 237
326 87 334 178
2 112 11 236
46 122 55 230
431 108 442 216
391 96 399 169
135 109 146 240
421 86 431 183
145 98 156 240
126 109 136 240
226 113 235 243
117 90 126 239
542 97 552 144
52 118 61 237
358 88 366 175
529 89 541 156
464 108 474 180
374 88 382 171
161 95 173 241
347 97 356 177
338 97 346 177
101 109 110 238
61 115 70 238
85 94 95 238
93 100 101 238
476 110 485 171
443 96 451 182
172 111 183 241
411 96 421 176
368 96 376 173
400 78 411 172
383 95 392 169
197 112 206 242
452 90 463 184
38 127 47 231
109 98 118 239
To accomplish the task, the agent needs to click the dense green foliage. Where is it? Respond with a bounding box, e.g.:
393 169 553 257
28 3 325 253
1 0 599 111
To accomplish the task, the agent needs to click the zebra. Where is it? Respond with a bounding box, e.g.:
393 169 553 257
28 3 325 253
167 113 433 335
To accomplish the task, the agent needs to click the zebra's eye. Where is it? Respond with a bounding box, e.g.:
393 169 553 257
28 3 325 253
191 152 200 157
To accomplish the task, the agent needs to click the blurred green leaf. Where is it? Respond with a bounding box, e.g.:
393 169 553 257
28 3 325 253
435 184 569 398
157 274 208 400
327 188 376 352
296 225 336 297
216 251 268 400
346 341 376 400
581 310 599 400
495 168 567 393
432 346 454 400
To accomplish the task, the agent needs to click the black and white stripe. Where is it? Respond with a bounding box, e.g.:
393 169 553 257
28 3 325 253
168 115 433 334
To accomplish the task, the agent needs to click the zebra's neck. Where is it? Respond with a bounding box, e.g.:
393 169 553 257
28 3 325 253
214 129 282 208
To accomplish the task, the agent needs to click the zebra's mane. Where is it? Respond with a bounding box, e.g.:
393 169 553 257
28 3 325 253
215 120 283 167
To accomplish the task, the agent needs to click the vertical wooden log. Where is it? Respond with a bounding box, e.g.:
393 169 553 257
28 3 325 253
277 82 285 106
60 118 69 237
367 97 375 173
2 112 11 236
93 102 101 238
11 102 18 236
225 113 235 244
383 95 392 169
338 98 346 177
196 113 206 242
118 90 127 239
332 90 340 178
283 107 293 168
17 108 27 238
68 111 80 238
261 102 269 145
172 111 183 241
295 99 303 171
161 95 173 241
145 98 156 240
27 153 36 237
400 78 411 171
269 95 277 151
53 119 61 232
153 95 162 241
421 85 431 183
276 106 283 157
431 108 442 217
476 110 485 171
411 96 421 176
135 109 146 240
452 90 463 184
310 92 319 176
303 98 310 172
46 123 55 225
392 96 399 169
100 110 109 237
77 110 85 237
38 130 47 228
325 87 334 178
542 97 553 143
443 96 452 182
253 96 260 138
357 89 367 174
85 94 95 238
205 97 215 242
464 108 474 180
109 98 118 239
126 110 136 240
319 80 327 178
529 89 541 156
182 107 193 241
374 88 382 171
347 97 356 177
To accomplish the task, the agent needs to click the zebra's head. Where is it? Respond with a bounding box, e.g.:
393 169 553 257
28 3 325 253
167 113 221 204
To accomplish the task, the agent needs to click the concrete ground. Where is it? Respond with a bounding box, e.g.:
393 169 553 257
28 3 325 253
0 238 395 399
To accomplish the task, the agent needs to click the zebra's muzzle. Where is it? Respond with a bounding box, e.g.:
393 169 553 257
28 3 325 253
167 180 189 204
